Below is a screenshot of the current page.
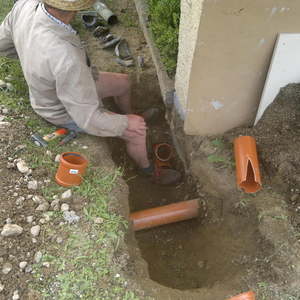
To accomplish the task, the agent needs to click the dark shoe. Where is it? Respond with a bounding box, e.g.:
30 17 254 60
153 168 182 185
115 39 132 60
99 34 121 49
140 107 161 123
93 25 110 38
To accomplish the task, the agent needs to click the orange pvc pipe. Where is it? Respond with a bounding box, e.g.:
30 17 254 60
234 136 262 193
130 199 199 231
226 291 255 300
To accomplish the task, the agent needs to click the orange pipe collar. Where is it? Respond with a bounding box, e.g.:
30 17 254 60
130 199 200 231
55 152 88 187
234 136 262 193
226 291 255 300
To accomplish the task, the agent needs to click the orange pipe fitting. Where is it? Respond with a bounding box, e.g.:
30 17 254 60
130 199 199 231
234 136 262 193
55 152 88 187
226 291 255 300
153 143 173 162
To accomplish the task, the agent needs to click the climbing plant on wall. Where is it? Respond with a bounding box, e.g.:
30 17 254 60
148 0 180 77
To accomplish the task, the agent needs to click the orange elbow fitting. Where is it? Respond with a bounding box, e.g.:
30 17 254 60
130 199 200 231
226 291 256 300
234 136 262 193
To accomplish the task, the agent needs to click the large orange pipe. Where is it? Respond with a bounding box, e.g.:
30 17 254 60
234 136 262 193
130 199 200 231
226 291 255 300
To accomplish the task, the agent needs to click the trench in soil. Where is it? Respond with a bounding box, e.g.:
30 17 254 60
109 113 272 291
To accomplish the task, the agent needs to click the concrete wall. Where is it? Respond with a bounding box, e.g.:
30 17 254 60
175 0 204 119
176 0 300 135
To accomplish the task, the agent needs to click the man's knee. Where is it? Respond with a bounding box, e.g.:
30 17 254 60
118 73 131 95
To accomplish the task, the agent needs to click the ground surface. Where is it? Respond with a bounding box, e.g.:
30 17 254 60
1 0 300 300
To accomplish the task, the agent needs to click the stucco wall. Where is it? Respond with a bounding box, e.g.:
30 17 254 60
175 0 204 119
178 0 300 135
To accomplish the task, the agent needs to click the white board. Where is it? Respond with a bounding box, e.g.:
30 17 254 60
254 33 300 125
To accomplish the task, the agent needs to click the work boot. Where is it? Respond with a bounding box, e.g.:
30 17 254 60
153 168 182 185
140 107 161 124
141 164 181 185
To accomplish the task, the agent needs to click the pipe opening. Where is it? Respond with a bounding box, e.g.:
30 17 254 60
240 160 261 193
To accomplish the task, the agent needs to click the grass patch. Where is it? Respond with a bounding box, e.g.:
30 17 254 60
0 4 142 298
147 0 180 76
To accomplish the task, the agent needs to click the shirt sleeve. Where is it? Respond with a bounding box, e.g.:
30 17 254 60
53 49 128 137
0 10 18 59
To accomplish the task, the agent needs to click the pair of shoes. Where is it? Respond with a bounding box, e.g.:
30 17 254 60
93 26 121 49
115 39 134 67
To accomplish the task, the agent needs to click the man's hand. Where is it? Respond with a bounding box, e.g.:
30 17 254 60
126 114 147 136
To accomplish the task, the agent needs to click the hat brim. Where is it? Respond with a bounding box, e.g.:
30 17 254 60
43 0 95 11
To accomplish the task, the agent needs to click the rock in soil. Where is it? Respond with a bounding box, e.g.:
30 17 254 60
1 224 23 237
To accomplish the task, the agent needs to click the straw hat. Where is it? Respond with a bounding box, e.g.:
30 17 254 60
43 0 95 11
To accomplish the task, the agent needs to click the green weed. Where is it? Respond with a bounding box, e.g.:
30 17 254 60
148 0 180 76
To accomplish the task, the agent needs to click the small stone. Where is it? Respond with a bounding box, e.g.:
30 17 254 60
6 218 12 224
6 83 13 91
32 195 45 204
0 80 6 89
31 225 41 237
19 261 28 270
27 194 33 199
0 283 4 292
36 202 49 212
0 115 4 122
34 251 42 263
25 265 32 273
32 238 37 243
6 162 15 169
0 121 11 128
26 216 34 223
27 180 38 190
1 108 9 115
55 154 60 163
16 196 25 206
39 219 46 224
56 237 63 244
12 290 19 300
51 199 60 209
63 211 80 224
2 262 12 274
82 145 88 149
94 217 104 224
61 203 69 212
16 159 31 175
46 150 52 156
1 224 23 237
42 262 50 268
61 189 72 200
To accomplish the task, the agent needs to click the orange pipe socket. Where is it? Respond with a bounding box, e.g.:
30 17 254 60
234 136 262 193
153 143 173 169
130 199 200 231
55 152 88 187
226 291 255 300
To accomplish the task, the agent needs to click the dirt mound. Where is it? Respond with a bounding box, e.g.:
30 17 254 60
227 83 300 194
